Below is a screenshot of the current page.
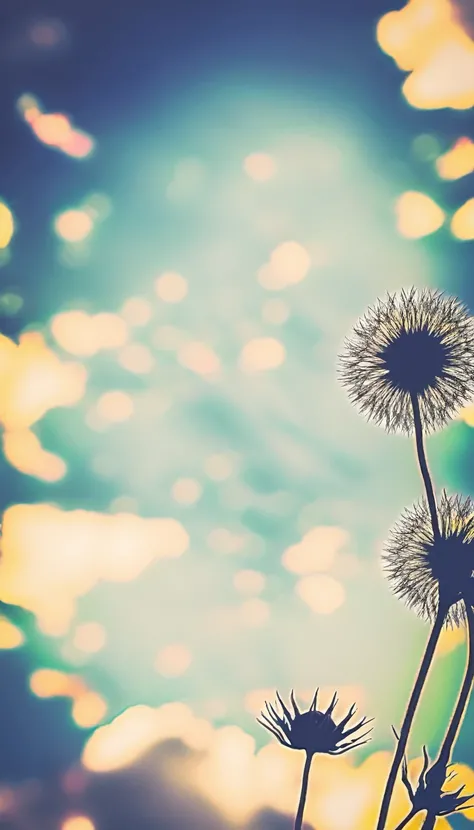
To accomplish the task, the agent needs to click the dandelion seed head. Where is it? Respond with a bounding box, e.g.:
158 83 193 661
383 491 474 626
338 288 474 434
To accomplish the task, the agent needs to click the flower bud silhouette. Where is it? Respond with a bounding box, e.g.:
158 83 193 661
258 689 373 830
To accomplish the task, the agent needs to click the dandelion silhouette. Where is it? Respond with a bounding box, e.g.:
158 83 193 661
383 491 474 628
338 287 474 435
339 286 474 830
257 689 373 830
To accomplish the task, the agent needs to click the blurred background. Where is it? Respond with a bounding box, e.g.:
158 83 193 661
0 0 473 827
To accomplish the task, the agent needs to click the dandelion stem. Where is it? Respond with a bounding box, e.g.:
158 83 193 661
394 809 416 830
438 602 474 766
294 751 313 830
376 604 446 830
410 392 440 540
420 601 474 830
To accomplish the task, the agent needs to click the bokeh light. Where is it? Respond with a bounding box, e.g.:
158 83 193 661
451 198 474 240
395 190 445 238
0 202 15 249
155 644 193 677
54 210 94 243
243 153 277 182
154 271 188 303
436 136 474 179
61 816 95 830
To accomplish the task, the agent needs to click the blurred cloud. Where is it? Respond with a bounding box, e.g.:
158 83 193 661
0 331 87 438
79 703 460 829
0 505 189 630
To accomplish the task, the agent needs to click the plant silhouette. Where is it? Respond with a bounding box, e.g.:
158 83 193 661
339 287 474 829
257 689 373 830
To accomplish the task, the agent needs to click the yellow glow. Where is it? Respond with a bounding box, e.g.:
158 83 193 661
118 343 154 374
171 478 202 505
204 453 234 480
155 271 188 303
0 617 25 649
395 191 445 238
54 210 93 243
262 298 290 325
437 625 465 655
0 504 189 624
121 297 153 326
459 404 474 427
240 337 286 373
258 241 311 290
243 153 277 182
0 331 87 431
178 341 221 376
155 644 192 677
239 598 270 626
0 202 14 249
72 692 108 728
81 702 458 829
3 429 67 481
436 137 474 180
376 0 474 110
451 198 474 240
96 390 134 423
73 622 107 653
296 574 346 614
233 570 266 595
62 817 95 830
51 310 128 356
282 526 349 574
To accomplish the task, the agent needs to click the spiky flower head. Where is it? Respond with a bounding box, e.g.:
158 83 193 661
257 689 373 756
397 737 474 818
383 491 474 627
338 287 474 434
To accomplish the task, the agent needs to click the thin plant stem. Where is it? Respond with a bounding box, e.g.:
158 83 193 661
394 809 417 830
294 751 314 830
411 392 440 540
421 602 474 830
438 603 474 766
376 605 446 830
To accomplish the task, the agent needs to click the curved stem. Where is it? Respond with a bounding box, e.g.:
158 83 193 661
411 392 440 540
376 606 446 830
438 602 474 766
394 809 417 830
420 602 474 830
294 751 313 830
420 812 436 830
